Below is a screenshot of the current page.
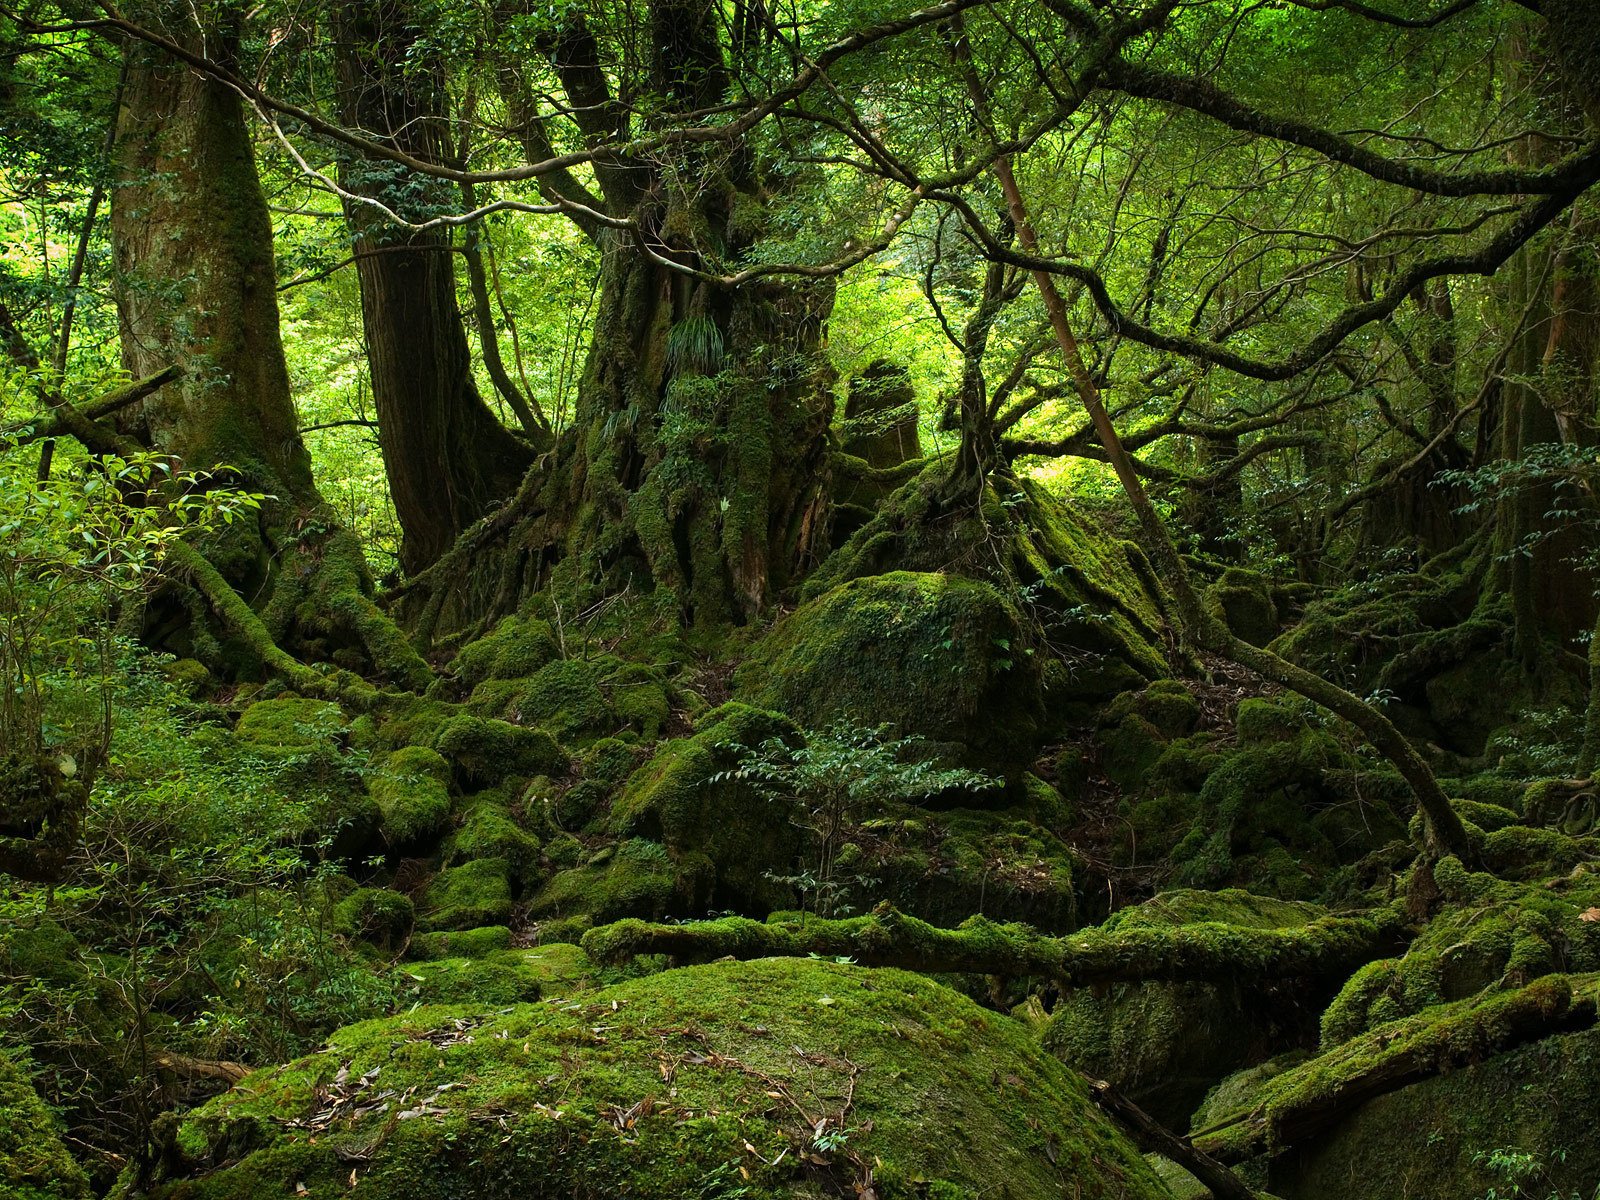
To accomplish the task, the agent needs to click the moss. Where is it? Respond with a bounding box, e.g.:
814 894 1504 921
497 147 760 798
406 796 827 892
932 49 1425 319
334 888 415 950
1320 860 1600 1047
528 839 685 935
409 925 513 960
399 951 545 1006
150 959 1168 1200
233 697 346 750
370 746 453 847
1104 679 1202 740
417 858 514 933
448 794 543 885
1234 698 1310 746
0 1055 91 1200
1099 713 1171 789
1041 889 1334 1128
735 571 1043 768
472 656 675 745
451 615 560 688
1267 1017 1600 1200
434 714 567 785
609 703 801 912
1205 568 1280 647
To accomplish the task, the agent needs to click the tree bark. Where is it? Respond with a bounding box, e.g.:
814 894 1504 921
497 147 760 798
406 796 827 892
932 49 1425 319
332 0 533 577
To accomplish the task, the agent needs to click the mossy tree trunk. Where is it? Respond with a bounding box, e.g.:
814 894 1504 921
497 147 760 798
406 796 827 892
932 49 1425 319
331 0 535 577
109 11 427 686
412 0 836 632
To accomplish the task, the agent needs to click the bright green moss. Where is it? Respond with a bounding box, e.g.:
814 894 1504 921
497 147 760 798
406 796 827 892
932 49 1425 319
434 714 567 784
233 697 346 750
451 615 560 688
150 960 1169 1200
370 746 452 847
448 795 543 884
398 951 544 1006
0 1055 91 1199
417 859 514 933
408 925 513 960
735 571 1043 768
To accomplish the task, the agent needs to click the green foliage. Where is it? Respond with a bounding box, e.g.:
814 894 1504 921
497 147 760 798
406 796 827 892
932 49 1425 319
712 721 997 918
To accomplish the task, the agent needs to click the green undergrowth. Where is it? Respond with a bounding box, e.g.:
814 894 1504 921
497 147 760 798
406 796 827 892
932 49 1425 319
0 1053 92 1199
146 959 1169 1200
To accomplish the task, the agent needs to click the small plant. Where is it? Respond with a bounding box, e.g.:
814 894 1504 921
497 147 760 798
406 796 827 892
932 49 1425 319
1471 1145 1590 1200
714 721 998 918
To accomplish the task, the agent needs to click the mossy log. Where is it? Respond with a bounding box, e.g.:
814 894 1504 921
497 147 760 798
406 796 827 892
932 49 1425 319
581 901 1407 988
1087 1080 1258 1200
1192 974 1598 1165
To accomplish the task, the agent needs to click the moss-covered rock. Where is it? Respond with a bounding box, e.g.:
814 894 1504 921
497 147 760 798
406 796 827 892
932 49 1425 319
434 714 567 785
399 951 545 1006
333 888 414 951
370 746 453 847
735 571 1043 768
416 858 514 933
1205 567 1280 647
1043 889 1334 1128
450 614 560 689
0 1055 91 1200
149 960 1169 1200
1319 858 1600 1047
608 703 800 912
408 925 513 961
233 698 347 750
447 792 543 884
528 839 688 939
1268 1021 1600 1200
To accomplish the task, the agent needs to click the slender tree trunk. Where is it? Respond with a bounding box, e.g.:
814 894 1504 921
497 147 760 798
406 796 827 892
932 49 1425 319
332 0 533 577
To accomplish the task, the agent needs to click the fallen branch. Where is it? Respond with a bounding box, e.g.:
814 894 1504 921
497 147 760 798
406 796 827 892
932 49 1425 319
1192 975 1597 1164
152 1051 250 1084
580 902 1407 989
1089 1080 1258 1200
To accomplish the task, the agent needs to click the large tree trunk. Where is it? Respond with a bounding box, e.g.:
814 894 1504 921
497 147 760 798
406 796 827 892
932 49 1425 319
332 0 534 577
110 17 427 686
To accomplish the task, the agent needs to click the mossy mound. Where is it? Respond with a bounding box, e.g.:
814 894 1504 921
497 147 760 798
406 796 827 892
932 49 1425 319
0 1054 92 1200
467 655 674 744
333 888 414 951
449 614 560 689
735 571 1044 768
527 838 690 940
1319 857 1600 1046
149 959 1169 1200
1043 889 1333 1128
416 859 514 932
446 791 543 885
233 698 346 751
370 746 453 847
398 951 545 1006
608 703 801 912
1204 568 1280 647
407 925 513 960
375 697 568 786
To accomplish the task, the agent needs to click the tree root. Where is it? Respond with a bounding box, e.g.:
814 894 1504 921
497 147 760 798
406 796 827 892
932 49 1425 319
580 901 1408 989
1088 1080 1258 1200
1191 974 1597 1164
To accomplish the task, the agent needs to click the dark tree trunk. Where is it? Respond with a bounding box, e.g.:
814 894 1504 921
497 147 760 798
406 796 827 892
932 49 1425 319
332 0 533 577
109 17 427 686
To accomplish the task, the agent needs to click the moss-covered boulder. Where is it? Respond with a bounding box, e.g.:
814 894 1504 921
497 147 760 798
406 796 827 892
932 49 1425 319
370 746 453 847
608 703 801 911
1267 1020 1600 1200
416 858 514 932
149 960 1168 1200
449 614 560 688
0 1055 91 1199
1044 889 1334 1128
528 839 691 940
233 698 347 750
333 887 415 951
735 571 1043 767
1205 568 1280 647
468 655 675 744
398 951 545 1006
446 791 543 885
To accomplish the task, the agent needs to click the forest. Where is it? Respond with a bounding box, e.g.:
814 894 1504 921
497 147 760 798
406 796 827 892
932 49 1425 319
1 0 1598 1195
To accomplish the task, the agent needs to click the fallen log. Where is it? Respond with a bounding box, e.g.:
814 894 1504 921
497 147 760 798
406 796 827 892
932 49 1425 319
580 901 1408 990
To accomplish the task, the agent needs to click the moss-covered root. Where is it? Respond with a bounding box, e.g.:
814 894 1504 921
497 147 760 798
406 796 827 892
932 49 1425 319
1087 1080 1259 1200
1193 975 1598 1165
581 901 1407 989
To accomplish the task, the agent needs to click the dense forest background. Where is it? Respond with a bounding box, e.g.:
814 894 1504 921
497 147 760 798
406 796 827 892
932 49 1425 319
2 0 1600 1196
